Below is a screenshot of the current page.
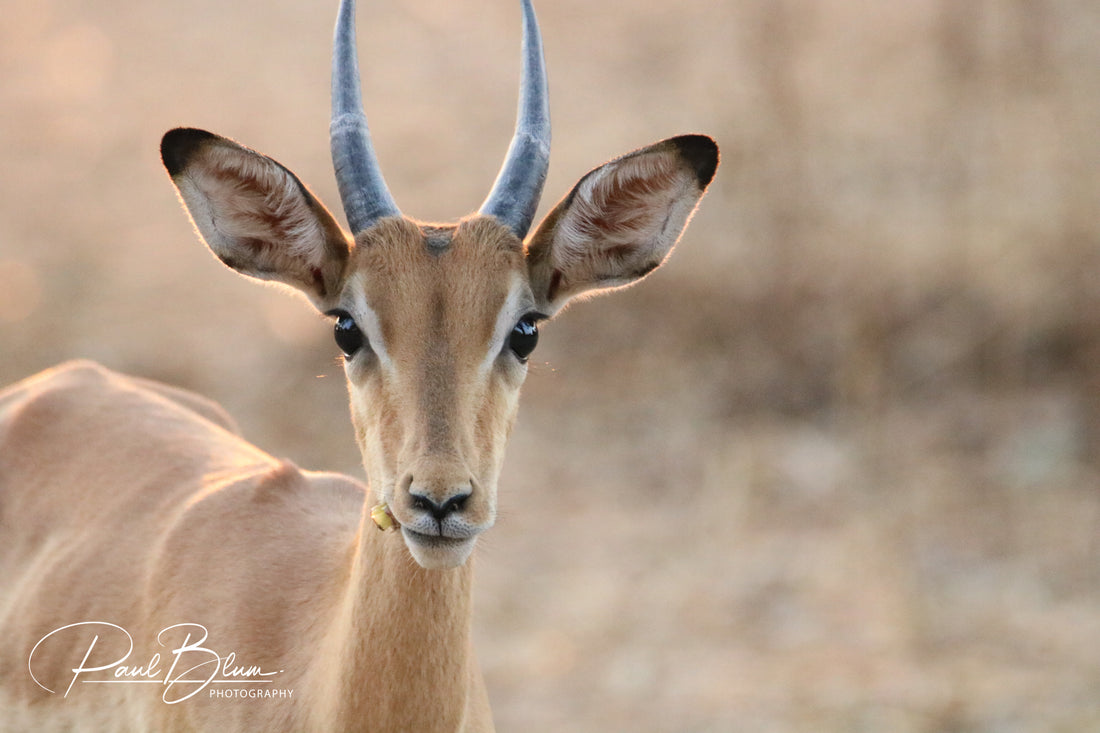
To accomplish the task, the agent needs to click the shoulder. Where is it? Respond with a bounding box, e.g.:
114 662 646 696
1 360 240 442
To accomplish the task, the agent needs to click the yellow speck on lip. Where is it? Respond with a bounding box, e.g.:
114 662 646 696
370 503 398 531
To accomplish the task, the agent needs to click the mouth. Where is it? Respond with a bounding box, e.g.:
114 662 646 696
401 528 478 569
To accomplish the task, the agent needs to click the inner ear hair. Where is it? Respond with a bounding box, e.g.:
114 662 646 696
162 128 351 309
525 134 719 314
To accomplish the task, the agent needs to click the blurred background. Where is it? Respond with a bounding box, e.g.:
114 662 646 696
2 0 1099 730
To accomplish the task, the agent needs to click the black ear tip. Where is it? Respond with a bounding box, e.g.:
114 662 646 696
671 134 719 188
161 128 218 176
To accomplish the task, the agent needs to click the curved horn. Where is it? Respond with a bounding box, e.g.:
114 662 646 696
478 0 551 240
331 0 400 233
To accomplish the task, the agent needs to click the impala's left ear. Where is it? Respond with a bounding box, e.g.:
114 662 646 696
525 134 718 316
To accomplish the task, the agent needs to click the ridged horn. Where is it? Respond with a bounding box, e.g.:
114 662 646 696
478 0 551 240
331 0 400 233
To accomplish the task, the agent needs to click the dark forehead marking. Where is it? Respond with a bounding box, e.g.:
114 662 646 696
420 224 456 255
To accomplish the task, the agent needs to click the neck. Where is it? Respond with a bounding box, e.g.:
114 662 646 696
309 504 477 731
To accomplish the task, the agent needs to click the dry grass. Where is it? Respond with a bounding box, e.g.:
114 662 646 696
2 0 1099 730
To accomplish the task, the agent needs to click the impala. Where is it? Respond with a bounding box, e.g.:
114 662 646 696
0 0 717 729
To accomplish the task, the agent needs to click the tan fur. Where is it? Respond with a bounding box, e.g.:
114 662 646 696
0 127 714 730
344 217 527 540
0 361 488 731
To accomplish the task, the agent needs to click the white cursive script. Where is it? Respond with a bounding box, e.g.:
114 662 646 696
28 622 284 704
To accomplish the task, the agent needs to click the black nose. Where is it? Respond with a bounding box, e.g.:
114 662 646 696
410 492 470 522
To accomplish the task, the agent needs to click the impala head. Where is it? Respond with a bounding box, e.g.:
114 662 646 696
161 0 717 569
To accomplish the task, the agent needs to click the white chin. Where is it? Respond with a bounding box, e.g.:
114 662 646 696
402 529 477 569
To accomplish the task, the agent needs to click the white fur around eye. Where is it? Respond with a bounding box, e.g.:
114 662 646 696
344 280 392 371
482 273 535 376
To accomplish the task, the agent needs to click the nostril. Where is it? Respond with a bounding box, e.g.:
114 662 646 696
439 493 469 517
409 491 471 522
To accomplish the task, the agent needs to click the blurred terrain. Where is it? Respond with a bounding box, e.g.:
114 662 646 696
2 0 1099 730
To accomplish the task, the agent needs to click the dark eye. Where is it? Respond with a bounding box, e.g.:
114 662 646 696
509 315 539 362
329 309 365 357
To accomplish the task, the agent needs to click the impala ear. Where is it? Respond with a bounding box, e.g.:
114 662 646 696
525 134 718 316
161 127 352 310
